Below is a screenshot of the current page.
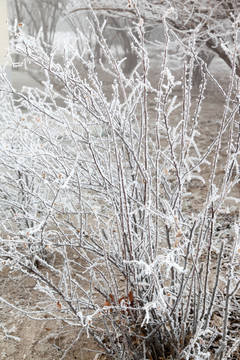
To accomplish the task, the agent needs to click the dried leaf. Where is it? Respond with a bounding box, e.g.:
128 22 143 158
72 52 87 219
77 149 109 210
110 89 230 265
176 229 182 237
57 301 62 310
103 292 134 314
103 299 112 308
127 291 134 304
103 294 114 312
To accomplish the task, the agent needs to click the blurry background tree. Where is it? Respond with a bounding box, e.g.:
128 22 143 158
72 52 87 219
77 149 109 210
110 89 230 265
7 0 240 81
66 13 139 73
8 0 66 51
8 0 140 74
66 0 240 85
7 0 68 87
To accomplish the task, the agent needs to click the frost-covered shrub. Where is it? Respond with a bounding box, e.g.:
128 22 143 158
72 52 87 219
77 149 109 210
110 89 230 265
0 5 240 360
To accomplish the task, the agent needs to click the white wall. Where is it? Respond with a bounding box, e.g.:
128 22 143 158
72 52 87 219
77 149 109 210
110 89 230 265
0 0 9 66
